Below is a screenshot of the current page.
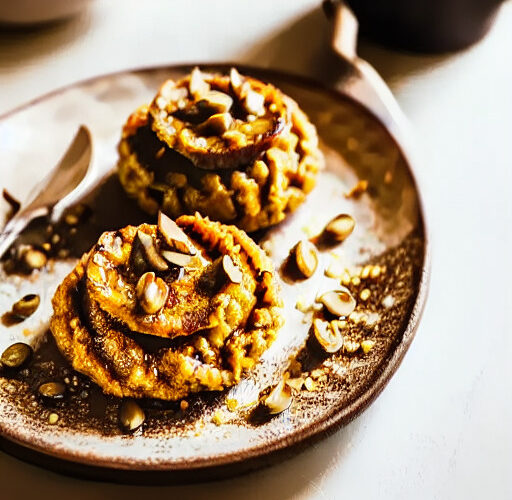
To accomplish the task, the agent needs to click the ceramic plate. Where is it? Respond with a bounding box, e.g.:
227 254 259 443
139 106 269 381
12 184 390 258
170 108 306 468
0 65 428 483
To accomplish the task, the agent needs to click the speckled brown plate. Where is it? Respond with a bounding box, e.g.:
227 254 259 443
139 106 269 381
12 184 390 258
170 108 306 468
0 65 429 483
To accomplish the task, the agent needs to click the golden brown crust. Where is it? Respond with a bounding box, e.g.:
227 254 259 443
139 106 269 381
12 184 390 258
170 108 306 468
150 71 288 170
50 214 283 400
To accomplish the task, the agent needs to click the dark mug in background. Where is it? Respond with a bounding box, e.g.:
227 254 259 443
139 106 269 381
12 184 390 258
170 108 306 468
345 0 505 52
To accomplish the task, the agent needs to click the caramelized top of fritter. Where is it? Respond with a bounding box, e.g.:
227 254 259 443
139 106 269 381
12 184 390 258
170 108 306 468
84 213 272 341
148 68 289 170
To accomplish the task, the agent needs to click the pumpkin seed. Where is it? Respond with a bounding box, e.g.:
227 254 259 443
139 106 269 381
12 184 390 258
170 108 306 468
198 90 233 114
38 382 66 400
158 212 196 255
222 255 242 284
136 272 169 314
264 379 292 415
12 294 40 319
198 112 233 135
344 340 361 353
361 339 376 354
324 214 355 242
317 288 356 317
313 318 343 353
130 230 168 275
161 250 194 268
294 239 318 278
1 342 32 369
119 400 145 432
189 67 210 98
48 413 59 425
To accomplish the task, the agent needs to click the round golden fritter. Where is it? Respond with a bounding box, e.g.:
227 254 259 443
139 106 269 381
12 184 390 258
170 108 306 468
50 213 283 400
117 68 323 233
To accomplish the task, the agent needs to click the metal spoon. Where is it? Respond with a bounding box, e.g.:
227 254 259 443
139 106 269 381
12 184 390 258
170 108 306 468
0 125 93 258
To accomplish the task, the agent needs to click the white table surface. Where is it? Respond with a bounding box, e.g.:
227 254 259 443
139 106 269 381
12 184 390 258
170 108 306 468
1 1 511 498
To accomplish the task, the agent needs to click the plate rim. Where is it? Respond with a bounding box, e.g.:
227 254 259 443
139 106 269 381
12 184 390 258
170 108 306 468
0 62 431 480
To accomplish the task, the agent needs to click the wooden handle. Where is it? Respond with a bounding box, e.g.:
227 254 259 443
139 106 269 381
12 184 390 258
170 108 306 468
323 0 359 61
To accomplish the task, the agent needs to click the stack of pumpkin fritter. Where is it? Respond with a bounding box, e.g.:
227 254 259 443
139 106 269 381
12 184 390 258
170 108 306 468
51 212 282 400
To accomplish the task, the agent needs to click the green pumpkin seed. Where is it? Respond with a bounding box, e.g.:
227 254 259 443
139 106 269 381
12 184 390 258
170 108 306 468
1 342 32 369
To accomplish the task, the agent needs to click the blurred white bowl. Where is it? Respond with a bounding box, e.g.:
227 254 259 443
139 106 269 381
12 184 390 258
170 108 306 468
0 0 92 25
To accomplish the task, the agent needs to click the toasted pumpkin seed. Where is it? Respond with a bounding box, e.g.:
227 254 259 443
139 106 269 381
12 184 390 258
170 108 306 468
119 400 145 432
12 294 40 319
370 266 382 279
212 409 227 426
198 112 233 135
230 67 243 91
324 214 355 242
1 342 32 369
198 90 233 114
285 377 304 392
313 318 344 353
317 288 356 317
189 67 210 97
264 379 292 414
222 255 242 284
158 212 196 255
130 230 168 275
294 239 318 278
360 265 372 279
136 272 169 315
243 90 265 116
161 250 194 268
38 382 66 400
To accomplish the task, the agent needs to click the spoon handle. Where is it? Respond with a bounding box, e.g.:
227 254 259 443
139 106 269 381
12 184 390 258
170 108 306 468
0 207 46 258
0 125 93 259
